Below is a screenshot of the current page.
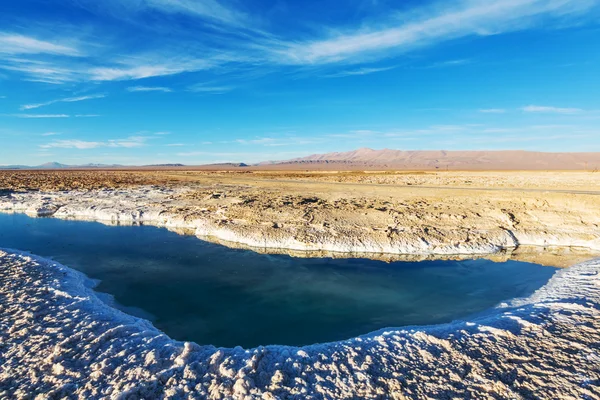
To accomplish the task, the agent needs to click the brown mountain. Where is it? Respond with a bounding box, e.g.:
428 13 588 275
265 148 600 170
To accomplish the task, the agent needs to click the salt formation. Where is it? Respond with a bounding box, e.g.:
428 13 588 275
1 186 600 256
1 249 599 399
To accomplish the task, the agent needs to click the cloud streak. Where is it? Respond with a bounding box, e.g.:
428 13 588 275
479 109 506 113
10 114 70 118
0 33 80 56
325 66 396 78
522 105 583 114
143 0 249 26
188 83 234 94
21 94 106 110
40 136 149 150
127 86 173 93
271 0 598 65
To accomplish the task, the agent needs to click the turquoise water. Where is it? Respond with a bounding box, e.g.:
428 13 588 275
0 213 557 348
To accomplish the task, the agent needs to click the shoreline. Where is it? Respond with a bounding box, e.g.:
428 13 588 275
2 186 600 262
1 248 598 398
2 208 596 268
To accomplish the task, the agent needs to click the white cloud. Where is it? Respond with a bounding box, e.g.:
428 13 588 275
521 105 583 114
3 0 599 88
144 0 248 26
40 136 149 150
0 33 80 56
0 58 81 84
176 150 306 159
79 0 250 27
479 109 506 113
325 66 396 78
41 132 60 136
235 138 276 145
271 0 597 65
188 83 234 94
109 136 148 148
127 86 173 93
90 57 215 81
90 66 178 81
231 136 324 147
12 114 70 118
21 94 106 110
154 132 171 135
425 59 471 68
166 143 185 146
40 140 102 149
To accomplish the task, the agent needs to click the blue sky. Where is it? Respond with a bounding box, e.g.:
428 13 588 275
1 0 600 165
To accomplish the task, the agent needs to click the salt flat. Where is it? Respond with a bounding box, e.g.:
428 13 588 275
1 170 600 399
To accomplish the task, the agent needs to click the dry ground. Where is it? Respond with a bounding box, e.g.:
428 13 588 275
2 169 600 267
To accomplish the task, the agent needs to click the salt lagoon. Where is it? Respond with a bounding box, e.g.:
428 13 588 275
0 212 557 348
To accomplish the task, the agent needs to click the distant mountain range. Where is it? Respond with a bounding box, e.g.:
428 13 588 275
0 162 124 170
3 149 600 171
263 148 600 170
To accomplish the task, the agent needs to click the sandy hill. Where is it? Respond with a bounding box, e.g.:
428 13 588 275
265 148 600 170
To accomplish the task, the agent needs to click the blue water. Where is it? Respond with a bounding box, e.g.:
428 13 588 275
0 213 557 348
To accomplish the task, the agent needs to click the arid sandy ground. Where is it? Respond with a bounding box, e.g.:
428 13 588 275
1 169 600 266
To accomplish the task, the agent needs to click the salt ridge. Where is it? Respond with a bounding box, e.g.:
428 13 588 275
1 187 600 256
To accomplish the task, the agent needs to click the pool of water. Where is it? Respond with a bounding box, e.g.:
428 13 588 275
0 212 557 348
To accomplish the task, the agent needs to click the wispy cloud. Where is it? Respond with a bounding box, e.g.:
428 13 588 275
127 86 173 93
166 143 185 147
40 136 149 150
522 105 583 114
91 66 184 81
40 140 103 149
175 150 308 161
0 33 80 56
271 0 597 65
89 55 218 81
0 53 214 84
81 0 251 28
10 114 70 118
479 108 506 114
41 132 61 136
425 59 471 69
188 83 234 94
142 0 249 26
21 94 106 110
0 58 81 84
325 66 396 78
2 0 599 92
232 136 323 147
